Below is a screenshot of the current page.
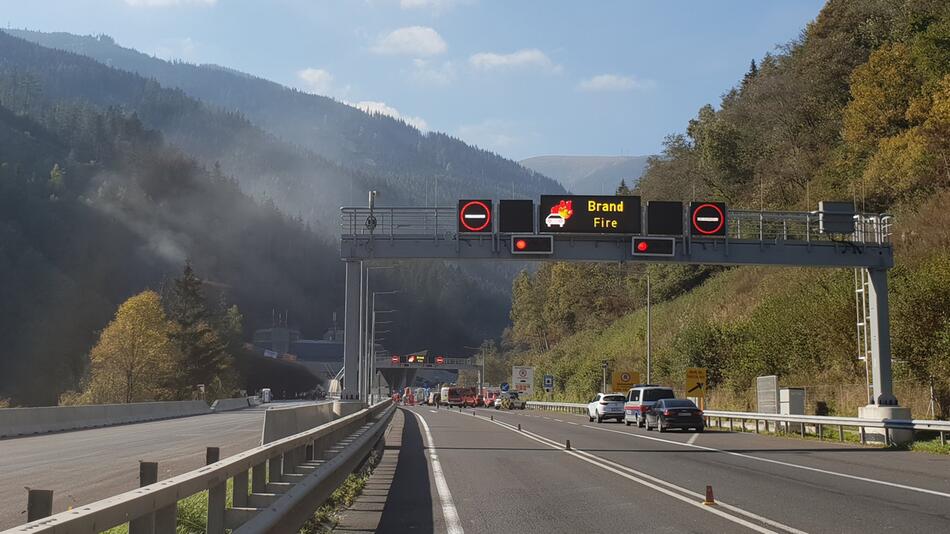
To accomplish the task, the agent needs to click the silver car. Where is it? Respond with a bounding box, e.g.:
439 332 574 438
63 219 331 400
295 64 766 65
587 393 626 423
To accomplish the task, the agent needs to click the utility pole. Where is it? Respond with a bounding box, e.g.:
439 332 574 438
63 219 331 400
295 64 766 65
602 360 608 393
646 272 652 384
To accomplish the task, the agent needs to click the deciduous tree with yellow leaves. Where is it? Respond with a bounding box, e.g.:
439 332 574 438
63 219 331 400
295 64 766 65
78 290 179 404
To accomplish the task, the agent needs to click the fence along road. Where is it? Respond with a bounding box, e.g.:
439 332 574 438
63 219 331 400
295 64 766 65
4 401 392 534
0 401 318 530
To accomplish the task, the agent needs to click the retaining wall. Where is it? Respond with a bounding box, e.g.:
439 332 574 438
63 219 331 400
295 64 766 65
0 400 211 438
261 401 363 444
210 397 254 412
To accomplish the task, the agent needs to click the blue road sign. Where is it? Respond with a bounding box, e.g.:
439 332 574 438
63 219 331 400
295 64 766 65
543 375 554 388
500 382 510 392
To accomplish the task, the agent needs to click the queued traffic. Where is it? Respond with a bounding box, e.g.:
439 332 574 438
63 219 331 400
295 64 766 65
389 380 703 432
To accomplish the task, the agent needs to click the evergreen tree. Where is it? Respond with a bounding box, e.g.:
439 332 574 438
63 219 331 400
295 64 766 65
168 262 230 396
616 179 633 195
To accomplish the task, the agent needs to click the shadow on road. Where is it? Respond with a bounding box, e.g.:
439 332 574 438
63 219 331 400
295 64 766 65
375 409 434 533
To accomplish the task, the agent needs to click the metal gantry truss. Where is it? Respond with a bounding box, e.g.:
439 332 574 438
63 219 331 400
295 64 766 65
338 206 899 407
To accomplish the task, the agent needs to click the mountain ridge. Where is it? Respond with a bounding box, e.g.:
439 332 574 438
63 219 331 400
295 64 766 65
520 154 650 195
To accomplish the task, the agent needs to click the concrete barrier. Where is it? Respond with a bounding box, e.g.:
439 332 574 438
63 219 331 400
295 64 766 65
0 400 211 438
210 397 253 412
261 401 362 444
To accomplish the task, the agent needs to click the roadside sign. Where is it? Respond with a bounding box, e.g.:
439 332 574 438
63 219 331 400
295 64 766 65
686 367 707 397
500 382 510 392
539 195 641 234
435 355 445 365
543 374 554 392
602 360 608 369
512 366 535 397
458 199 493 233
611 371 641 392
690 202 727 237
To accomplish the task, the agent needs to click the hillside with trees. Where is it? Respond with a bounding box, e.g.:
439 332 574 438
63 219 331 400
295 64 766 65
0 30 565 405
6 29 563 206
0 93 332 404
502 0 950 418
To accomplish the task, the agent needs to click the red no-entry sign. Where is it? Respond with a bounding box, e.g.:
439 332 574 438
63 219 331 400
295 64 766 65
458 199 493 233
690 202 727 237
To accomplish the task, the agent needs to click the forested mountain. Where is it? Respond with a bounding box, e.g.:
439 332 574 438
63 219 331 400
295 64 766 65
0 30 556 404
520 155 651 195
504 0 950 417
0 30 386 232
0 98 336 405
6 29 563 205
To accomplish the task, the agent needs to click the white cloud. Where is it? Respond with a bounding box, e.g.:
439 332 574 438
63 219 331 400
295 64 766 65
124 0 216 7
468 48 561 73
371 26 447 57
578 74 655 92
295 68 352 97
297 68 335 94
152 37 199 61
352 101 428 131
457 119 531 156
410 59 455 86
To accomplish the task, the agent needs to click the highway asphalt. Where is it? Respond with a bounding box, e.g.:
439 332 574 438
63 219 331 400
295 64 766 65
0 401 318 530
373 405 950 533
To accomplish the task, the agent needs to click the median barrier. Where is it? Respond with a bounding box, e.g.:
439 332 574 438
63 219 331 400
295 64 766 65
262 402 334 444
0 400 211 438
210 397 253 412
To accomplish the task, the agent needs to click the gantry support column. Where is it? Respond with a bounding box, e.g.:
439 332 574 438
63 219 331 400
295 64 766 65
342 261 362 400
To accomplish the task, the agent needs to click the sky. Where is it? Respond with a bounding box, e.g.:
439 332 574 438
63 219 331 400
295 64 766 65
2 0 826 161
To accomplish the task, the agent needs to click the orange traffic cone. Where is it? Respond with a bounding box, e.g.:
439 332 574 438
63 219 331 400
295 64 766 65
703 485 716 505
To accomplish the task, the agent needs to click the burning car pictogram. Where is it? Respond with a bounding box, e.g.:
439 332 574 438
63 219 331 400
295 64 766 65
545 200 573 228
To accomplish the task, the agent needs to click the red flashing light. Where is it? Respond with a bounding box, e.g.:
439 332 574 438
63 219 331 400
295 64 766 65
391 355 399 364
636 241 649 252
515 239 527 250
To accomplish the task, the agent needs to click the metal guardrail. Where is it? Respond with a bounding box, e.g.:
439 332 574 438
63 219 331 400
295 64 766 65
7 400 394 534
526 402 948 447
341 207 893 246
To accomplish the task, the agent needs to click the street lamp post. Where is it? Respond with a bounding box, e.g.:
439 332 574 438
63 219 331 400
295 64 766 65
361 266 394 401
371 304 398 401
646 272 652 384
463 345 486 397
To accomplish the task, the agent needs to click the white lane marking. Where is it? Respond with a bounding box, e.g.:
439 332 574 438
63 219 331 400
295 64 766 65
465 413 786 533
429 410 438 413
567 421 579 425
580 424 950 500
554 419 564 422
410 410 464 534
688 432 700 445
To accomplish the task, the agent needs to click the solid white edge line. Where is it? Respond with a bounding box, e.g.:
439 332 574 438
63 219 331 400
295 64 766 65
462 410 797 534
579 423 950 500
409 409 465 534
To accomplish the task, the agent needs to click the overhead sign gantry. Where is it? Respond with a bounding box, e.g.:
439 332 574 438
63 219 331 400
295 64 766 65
340 193 900 421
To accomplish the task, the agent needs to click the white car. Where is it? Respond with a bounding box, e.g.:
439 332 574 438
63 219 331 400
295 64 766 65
587 393 626 423
545 213 566 228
